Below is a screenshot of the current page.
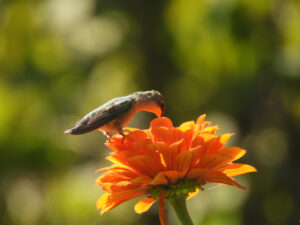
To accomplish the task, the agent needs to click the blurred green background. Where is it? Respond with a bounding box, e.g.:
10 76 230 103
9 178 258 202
0 0 299 225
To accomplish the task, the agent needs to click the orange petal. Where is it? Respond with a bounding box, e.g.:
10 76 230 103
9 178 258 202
107 150 133 161
96 172 135 185
96 166 134 173
197 154 231 170
200 135 229 155
187 145 203 166
171 128 185 144
178 121 195 132
127 155 160 177
151 127 185 146
186 168 206 180
145 142 168 170
163 170 180 183
150 172 169 185
160 153 167 167
107 152 139 171
220 163 257 177
166 140 183 169
101 189 146 214
102 183 113 192
201 125 219 134
163 170 186 184
100 202 116 214
219 147 246 162
109 187 148 201
132 139 165 169
196 114 206 125
131 175 153 185
149 141 182 170
202 121 212 127
106 141 131 152
151 127 174 144
132 138 153 153
125 130 148 143
110 182 141 192
159 190 168 225
135 197 156 214
179 129 194 151
203 175 245 189
175 149 198 172
220 133 234 145
192 134 216 149
205 136 224 154
191 135 205 148
96 193 110 210
150 117 173 129
186 168 245 189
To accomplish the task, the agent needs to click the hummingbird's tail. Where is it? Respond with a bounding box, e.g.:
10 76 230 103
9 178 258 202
64 123 99 135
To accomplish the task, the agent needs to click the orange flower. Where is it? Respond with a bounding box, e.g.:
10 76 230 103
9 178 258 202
96 115 256 225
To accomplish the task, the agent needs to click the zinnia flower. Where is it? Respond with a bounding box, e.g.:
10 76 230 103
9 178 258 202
96 115 256 225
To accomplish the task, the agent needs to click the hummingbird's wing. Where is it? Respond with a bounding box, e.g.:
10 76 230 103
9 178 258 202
65 97 134 135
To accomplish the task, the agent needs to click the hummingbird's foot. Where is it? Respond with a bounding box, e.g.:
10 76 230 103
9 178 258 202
105 132 113 143
118 129 126 143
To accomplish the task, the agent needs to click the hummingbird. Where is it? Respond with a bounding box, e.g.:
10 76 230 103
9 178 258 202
64 90 165 140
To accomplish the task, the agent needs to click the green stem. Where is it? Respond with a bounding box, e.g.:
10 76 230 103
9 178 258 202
168 197 194 225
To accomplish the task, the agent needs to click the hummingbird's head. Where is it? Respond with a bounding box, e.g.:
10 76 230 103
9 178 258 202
134 90 166 117
151 90 166 117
